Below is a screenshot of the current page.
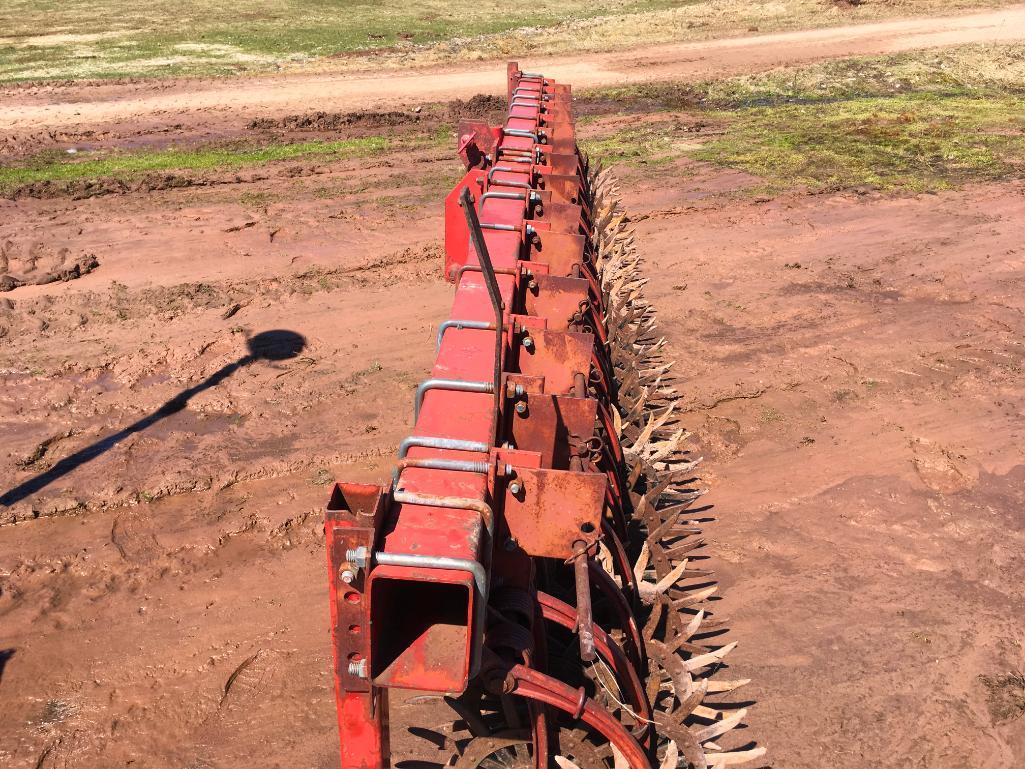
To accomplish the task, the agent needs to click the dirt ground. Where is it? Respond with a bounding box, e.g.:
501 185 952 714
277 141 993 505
2 14 1025 769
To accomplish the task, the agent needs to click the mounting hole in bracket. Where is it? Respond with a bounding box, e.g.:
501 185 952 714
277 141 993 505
580 522 596 534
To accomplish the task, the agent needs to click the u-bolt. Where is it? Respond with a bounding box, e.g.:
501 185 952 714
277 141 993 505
436 319 497 351
391 490 495 536
487 166 532 185
503 128 546 143
451 263 518 282
512 87 550 101
479 190 541 205
398 435 488 459
392 457 496 488
414 379 494 421
480 221 538 239
487 178 530 190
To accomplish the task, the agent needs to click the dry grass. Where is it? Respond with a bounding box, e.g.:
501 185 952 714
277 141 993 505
0 137 393 197
0 0 672 82
323 0 1025 74
980 672 1025 723
694 42 1025 106
0 0 1020 82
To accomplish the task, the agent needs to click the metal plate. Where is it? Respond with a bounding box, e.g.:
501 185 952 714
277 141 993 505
503 466 606 558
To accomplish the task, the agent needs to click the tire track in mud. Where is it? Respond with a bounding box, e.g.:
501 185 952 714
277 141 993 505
0 474 339 767
0 237 451 524
0 241 445 350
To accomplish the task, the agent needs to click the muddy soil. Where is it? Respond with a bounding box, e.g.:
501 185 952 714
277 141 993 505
627 171 1025 767
3 49 1025 769
0 144 459 769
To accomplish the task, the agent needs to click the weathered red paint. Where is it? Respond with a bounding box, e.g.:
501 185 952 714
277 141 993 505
324 63 657 769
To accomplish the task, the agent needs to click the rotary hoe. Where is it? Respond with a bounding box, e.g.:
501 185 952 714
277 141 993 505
324 64 763 769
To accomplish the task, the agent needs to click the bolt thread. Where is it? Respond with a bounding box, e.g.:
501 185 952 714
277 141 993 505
348 659 367 677
345 547 369 567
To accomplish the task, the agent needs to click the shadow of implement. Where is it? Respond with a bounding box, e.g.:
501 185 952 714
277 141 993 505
0 330 305 508
0 649 13 686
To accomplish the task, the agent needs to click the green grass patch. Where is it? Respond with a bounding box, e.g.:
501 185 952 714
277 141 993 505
698 44 1025 109
0 0 681 82
695 94 1025 192
580 126 677 167
0 136 390 194
584 45 1025 192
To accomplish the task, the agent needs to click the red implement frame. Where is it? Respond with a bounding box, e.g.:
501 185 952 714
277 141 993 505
326 63 654 769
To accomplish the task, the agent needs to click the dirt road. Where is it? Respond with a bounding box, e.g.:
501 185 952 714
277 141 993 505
3 6 1025 135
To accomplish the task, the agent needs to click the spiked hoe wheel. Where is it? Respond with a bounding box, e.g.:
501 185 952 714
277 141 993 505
323 64 764 769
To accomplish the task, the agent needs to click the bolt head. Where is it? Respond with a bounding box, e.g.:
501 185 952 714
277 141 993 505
509 481 522 495
340 569 355 584
514 401 527 415
522 336 534 348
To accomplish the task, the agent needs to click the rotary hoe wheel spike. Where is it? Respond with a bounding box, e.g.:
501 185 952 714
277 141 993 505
322 65 762 769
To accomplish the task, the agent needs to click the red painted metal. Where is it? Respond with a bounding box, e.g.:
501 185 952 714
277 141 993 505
325 63 656 769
